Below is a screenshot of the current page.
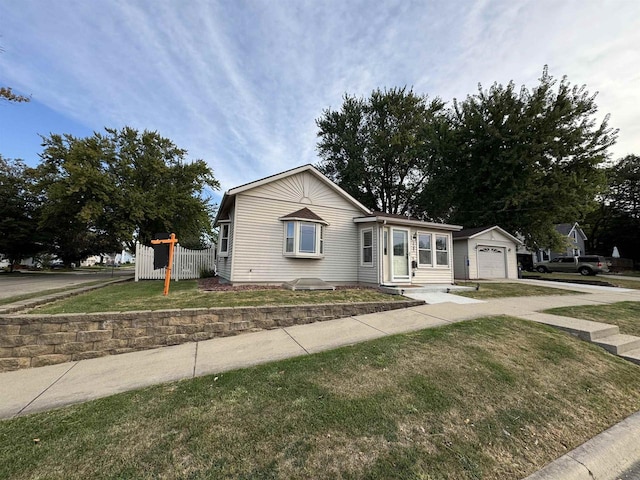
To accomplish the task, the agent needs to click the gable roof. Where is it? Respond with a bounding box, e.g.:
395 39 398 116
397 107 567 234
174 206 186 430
555 223 587 240
279 207 328 225
453 226 522 244
214 164 370 226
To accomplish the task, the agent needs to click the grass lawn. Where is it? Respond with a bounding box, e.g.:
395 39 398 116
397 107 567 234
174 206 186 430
1 316 639 479
36 280 402 314
0 280 112 307
454 281 579 299
522 271 640 290
544 302 640 337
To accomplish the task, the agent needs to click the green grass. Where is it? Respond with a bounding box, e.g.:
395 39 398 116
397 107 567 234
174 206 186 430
0 280 112 307
36 280 402 314
454 281 580 299
1 316 639 479
523 271 640 290
544 302 640 337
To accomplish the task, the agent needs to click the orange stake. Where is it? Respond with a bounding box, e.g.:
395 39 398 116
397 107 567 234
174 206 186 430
151 233 178 296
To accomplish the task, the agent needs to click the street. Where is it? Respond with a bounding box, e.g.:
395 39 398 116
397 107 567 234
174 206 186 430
0 270 133 300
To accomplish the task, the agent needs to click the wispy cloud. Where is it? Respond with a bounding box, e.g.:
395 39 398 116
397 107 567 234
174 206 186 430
1 0 639 194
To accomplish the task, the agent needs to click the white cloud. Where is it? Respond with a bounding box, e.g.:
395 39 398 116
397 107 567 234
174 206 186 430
1 0 639 192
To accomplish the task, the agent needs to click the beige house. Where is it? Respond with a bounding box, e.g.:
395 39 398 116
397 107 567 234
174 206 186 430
213 165 462 286
453 226 522 280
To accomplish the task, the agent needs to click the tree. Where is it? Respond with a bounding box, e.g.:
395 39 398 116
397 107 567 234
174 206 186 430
0 87 30 103
34 127 219 265
585 155 640 263
316 87 447 215
0 156 42 270
429 67 617 250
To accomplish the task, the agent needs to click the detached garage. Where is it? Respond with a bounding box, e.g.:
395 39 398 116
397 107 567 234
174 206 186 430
453 226 522 280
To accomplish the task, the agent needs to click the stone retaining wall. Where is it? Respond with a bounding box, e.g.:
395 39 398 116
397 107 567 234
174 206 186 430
0 300 423 372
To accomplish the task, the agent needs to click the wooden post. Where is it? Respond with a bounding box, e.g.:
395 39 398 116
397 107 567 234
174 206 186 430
151 233 178 296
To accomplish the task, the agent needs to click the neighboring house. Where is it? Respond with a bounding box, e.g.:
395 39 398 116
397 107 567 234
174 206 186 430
453 226 522 280
213 164 463 286
517 223 588 263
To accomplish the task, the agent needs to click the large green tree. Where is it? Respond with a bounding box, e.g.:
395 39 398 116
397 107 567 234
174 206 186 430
585 155 640 263
316 87 447 215
0 156 42 270
35 127 219 265
426 67 617 249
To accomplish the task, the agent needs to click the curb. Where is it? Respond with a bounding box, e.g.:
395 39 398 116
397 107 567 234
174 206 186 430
524 410 640 479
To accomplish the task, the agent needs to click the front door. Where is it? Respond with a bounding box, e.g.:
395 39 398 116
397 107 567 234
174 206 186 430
392 229 410 282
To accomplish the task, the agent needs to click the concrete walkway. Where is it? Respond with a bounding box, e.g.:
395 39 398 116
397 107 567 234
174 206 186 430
2 280 638 419
1 279 639 478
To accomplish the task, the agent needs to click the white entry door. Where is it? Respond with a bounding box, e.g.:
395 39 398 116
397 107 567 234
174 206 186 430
477 246 506 278
392 229 410 281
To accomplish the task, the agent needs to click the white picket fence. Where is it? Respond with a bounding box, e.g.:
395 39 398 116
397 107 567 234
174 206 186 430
134 242 216 281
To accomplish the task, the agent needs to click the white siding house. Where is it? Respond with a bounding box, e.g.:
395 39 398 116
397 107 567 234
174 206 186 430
213 165 462 286
453 226 522 280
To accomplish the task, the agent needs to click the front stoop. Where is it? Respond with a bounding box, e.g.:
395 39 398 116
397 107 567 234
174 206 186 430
592 334 640 355
620 349 640 366
523 312 640 365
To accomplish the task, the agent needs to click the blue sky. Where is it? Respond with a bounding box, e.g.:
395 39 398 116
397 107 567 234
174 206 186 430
2 0 639 204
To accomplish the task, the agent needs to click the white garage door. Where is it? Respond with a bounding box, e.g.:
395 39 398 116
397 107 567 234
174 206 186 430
478 246 506 278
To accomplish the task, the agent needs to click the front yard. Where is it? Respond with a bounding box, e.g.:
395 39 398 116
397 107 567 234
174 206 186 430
522 271 640 290
35 280 402 314
1 316 639 479
454 281 580 299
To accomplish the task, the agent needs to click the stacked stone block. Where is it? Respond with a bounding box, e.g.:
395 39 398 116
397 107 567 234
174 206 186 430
0 300 423 372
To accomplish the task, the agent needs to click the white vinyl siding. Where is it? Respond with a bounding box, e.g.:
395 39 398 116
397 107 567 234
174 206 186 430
453 229 519 280
411 229 455 284
357 224 378 285
216 216 234 282
230 180 364 283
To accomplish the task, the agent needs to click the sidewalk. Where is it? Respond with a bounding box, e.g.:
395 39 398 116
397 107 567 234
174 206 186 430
1 281 638 419
1 280 639 478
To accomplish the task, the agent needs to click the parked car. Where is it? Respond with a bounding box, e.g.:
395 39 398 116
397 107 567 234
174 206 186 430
533 256 609 276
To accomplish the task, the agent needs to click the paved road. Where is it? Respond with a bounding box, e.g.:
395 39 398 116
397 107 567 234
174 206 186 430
0 270 133 300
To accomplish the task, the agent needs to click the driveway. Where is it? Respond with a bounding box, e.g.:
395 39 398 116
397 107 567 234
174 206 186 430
0 270 134 300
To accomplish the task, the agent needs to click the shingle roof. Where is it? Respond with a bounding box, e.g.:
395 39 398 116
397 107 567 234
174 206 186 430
452 226 493 239
555 223 574 235
279 207 327 223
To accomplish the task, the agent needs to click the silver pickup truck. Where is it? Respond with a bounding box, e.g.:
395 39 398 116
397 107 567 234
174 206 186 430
533 256 609 276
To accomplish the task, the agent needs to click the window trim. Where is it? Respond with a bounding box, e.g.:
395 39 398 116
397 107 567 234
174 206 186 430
417 232 432 267
361 227 373 267
282 220 325 259
434 234 449 267
219 222 230 257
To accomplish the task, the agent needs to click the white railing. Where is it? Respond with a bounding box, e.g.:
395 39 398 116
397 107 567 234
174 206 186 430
134 242 216 281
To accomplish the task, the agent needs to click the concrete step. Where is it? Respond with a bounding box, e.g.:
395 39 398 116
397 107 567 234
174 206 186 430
523 313 620 341
592 334 640 355
620 348 640 366
380 284 474 295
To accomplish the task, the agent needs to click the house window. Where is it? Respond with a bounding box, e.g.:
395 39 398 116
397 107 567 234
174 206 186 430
299 223 316 253
282 221 324 258
435 235 448 266
285 222 294 253
418 233 432 266
219 224 230 255
361 228 373 266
